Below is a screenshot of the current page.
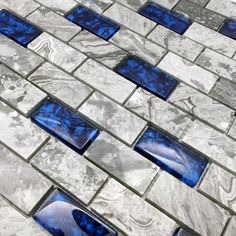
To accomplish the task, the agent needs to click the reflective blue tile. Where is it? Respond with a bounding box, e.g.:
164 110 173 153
139 2 191 34
134 127 208 187
219 20 236 40
34 189 117 236
0 9 42 47
31 100 99 154
66 6 120 41
173 228 193 236
115 56 178 100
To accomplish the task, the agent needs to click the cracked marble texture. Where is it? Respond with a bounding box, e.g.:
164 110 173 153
91 179 176 236
75 0 113 13
224 216 236 236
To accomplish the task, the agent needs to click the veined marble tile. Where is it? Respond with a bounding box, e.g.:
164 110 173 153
199 164 236 212
28 62 92 110
110 27 166 65
125 88 191 138
183 120 236 174
0 64 46 116
27 7 80 42
85 132 158 194
224 216 236 236
152 0 180 9
91 179 176 236
184 22 236 57
70 31 126 69
0 101 48 160
103 3 156 37
170 83 234 131
74 0 113 13
229 120 236 140
31 138 108 205
0 35 43 77
0 143 52 214
28 33 87 73
74 59 135 104
148 172 229 236
116 0 147 11
158 52 218 93
79 92 147 145
148 25 203 62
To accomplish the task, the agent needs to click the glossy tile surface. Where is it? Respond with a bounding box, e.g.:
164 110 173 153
219 20 236 40
173 228 193 236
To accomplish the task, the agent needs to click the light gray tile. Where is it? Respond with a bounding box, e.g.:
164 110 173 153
91 179 176 236
189 0 209 6
158 52 218 93
79 92 147 145
85 132 159 194
116 0 147 11
74 0 113 13
28 33 87 73
28 62 92 109
229 120 236 140
224 216 236 236
152 0 180 9
148 172 229 236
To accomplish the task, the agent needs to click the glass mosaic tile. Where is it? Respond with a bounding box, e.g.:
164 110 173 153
66 6 120 41
219 20 236 40
0 9 42 47
31 100 99 154
173 228 193 236
134 127 208 187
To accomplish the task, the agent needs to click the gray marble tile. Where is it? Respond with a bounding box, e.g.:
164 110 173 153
70 31 127 69
75 0 113 13
158 52 218 93
110 27 166 65
224 216 236 236
148 172 229 236
152 0 180 9
0 101 48 160
125 88 191 138
103 3 156 37
189 0 209 6
31 138 107 205
27 7 80 42
148 25 203 62
184 22 236 57
116 0 147 11
0 35 44 77
91 179 176 236
85 132 159 194
79 92 147 145
199 163 236 212
229 120 236 140
183 120 236 173
0 64 46 116
28 33 87 73
28 62 92 109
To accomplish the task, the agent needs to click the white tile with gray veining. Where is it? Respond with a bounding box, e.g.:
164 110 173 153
75 0 113 13
229 119 236 140
224 216 236 236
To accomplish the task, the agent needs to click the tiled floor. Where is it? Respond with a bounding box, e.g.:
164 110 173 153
0 0 236 235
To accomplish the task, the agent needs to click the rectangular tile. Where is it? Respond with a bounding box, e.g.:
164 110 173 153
189 0 209 6
219 20 236 40
224 217 236 236
229 120 236 140
116 0 147 11
173 228 193 236
74 0 113 13
152 0 180 9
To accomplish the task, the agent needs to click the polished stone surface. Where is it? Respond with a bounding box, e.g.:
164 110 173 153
74 0 113 13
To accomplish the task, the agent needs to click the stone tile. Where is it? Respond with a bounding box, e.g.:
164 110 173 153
85 132 159 194
173 228 194 236
0 64 46 116
74 0 113 13
70 30 126 69
148 172 229 236
184 22 236 57
28 62 92 109
189 0 209 6
152 0 180 9
79 92 147 145
229 120 236 140
0 101 48 160
110 27 166 65
91 179 176 236
103 3 156 37
116 0 147 11
31 138 108 205
183 120 236 173
0 35 43 77
224 216 236 236
27 7 80 42
170 83 234 131
158 52 218 93
199 163 236 212
148 25 203 61
28 33 87 73
125 88 191 138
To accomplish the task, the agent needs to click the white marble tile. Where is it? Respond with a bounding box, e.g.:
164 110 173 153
74 0 113 13
116 0 147 11
152 0 180 9
224 216 236 236
229 120 236 140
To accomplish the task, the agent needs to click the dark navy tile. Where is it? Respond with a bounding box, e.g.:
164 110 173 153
219 20 236 40
0 9 42 47
139 2 191 34
173 228 193 236
115 55 178 100
134 127 208 187
34 189 117 236
31 100 99 154
66 6 120 41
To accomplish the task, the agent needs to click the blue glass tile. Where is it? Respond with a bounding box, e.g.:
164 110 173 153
219 20 236 40
34 189 117 236
0 9 42 47
66 6 120 41
31 100 99 154
139 2 191 34
115 55 178 100
173 228 193 236
134 127 208 187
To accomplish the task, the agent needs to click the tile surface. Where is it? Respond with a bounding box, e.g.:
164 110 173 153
229 120 236 140
219 20 236 40
74 0 113 13
224 216 236 236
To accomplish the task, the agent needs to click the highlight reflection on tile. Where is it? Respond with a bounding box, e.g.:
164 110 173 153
219 20 236 40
